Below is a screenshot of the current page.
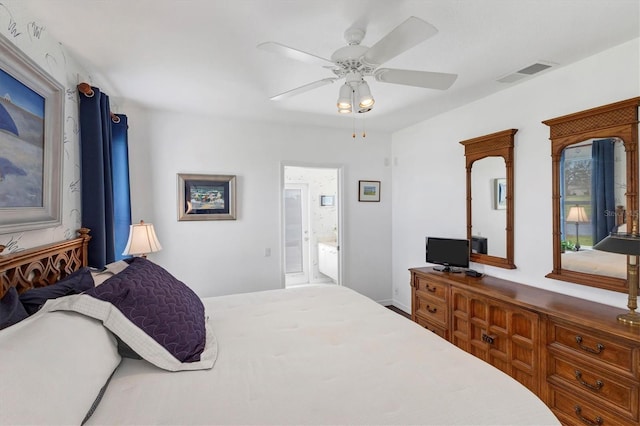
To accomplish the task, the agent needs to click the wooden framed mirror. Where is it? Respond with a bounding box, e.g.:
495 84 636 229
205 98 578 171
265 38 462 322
460 129 517 269
543 97 639 292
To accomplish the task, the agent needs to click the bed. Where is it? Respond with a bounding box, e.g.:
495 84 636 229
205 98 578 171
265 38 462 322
561 209 629 279
0 232 560 425
561 248 627 279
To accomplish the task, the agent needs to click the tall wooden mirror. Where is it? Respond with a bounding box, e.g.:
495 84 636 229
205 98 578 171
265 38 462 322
543 97 639 292
460 129 517 269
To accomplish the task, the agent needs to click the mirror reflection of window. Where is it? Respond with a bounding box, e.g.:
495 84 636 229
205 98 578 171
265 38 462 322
560 138 626 279
561 142 593 248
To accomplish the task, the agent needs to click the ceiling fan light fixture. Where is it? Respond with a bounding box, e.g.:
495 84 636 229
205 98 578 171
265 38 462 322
357 81 375 109
359 97 375 108
260 16 457 116
337 83 353 111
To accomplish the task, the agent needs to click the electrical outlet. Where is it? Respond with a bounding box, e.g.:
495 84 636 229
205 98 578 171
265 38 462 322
264 248 271 257
393 287 399 296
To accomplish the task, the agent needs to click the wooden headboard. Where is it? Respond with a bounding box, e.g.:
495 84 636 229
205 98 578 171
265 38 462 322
0 228 91 299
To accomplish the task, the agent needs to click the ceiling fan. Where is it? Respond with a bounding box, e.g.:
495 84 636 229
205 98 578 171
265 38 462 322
257 16 458 114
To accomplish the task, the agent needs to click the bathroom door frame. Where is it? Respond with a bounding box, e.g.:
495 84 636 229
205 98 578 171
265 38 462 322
280 162 343 288
283 183 310 285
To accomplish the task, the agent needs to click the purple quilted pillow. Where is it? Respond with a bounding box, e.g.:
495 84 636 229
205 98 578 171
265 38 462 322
85 257 205 363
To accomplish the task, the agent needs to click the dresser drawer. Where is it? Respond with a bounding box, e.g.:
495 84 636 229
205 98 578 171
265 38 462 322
414 275 448 302
415 315 448 340
415 296 447 327
549 321 635 375
548 355 639 419
549 386 635 426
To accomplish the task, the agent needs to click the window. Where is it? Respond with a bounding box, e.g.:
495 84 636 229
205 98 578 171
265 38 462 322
562 143 593 247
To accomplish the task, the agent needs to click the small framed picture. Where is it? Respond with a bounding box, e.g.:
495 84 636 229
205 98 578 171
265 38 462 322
494 178 507 210
320 195 335 206
358 180 380 202
177 173 236 221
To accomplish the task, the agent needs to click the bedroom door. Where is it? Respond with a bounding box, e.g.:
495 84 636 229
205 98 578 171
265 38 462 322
284 183 310 285
282 165 341 287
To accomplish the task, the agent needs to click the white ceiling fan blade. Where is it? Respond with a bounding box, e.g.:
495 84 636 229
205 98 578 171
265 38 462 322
257 42 334 67
363 16 438 66
270 78 338 101
374 68 457 90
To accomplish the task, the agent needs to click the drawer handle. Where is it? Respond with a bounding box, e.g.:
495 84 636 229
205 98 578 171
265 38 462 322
574 405 603 426
575 336 605 354
574 370 604 391
481 333 496 344
426 305 437 314
425 284 437 293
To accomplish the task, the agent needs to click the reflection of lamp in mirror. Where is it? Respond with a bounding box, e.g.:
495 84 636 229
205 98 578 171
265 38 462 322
122 220 162 258
566 205 589 250
593 217 640 326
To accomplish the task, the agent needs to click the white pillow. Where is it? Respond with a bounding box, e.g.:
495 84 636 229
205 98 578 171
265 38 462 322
91 260 130 285
44 292 217 372
0 308 121 425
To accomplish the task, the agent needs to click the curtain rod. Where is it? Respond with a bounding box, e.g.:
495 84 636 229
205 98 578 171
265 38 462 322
77 83 121 123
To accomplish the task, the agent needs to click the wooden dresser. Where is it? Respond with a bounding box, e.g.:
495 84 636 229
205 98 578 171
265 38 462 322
410 267 640 426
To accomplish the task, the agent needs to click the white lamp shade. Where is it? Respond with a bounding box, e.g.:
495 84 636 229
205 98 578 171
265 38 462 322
122 221 162 256
566 205 589 223
357 81 375 108
336 84 352 110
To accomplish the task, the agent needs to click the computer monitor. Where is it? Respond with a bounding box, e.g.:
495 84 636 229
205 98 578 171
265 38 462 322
426 237 470 272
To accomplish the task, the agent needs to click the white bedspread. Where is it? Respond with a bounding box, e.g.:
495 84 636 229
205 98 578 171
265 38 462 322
88 285 559 425
562 248 627 279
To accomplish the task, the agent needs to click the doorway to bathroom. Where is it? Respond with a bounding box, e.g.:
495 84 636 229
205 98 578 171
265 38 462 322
282 164 341 288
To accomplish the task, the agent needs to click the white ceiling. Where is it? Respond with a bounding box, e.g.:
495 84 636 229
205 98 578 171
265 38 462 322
21 0 640 132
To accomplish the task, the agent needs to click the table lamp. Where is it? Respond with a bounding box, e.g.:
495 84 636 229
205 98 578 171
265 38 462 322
566 205 589 251
593 216 640 326
122 220 162 258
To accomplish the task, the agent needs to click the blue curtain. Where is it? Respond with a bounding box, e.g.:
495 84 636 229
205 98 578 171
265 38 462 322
559 150 566 240
591 139 615 245
78 86 131 268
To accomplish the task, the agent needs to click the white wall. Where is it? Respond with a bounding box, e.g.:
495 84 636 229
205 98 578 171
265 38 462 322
126 109 393 302
0 1 391 302
4 0 636 312
0 1 393 304
391 38 640 313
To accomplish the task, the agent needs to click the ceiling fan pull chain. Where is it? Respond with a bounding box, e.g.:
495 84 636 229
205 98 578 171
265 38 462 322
352 112 356 138
362 113 366 138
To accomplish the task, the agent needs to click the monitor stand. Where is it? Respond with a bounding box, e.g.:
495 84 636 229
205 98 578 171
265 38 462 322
434 265 463 273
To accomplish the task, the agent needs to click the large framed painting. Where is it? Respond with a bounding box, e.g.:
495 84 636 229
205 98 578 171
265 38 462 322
177 173 237 221
0 34 64 233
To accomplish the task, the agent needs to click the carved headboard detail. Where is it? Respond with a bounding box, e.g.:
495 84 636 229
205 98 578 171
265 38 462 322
0 228 91 299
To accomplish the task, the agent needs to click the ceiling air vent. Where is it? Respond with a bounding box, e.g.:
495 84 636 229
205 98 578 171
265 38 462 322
497 61 556 83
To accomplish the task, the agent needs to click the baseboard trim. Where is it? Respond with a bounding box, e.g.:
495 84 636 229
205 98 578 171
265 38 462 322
390 300 410 314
